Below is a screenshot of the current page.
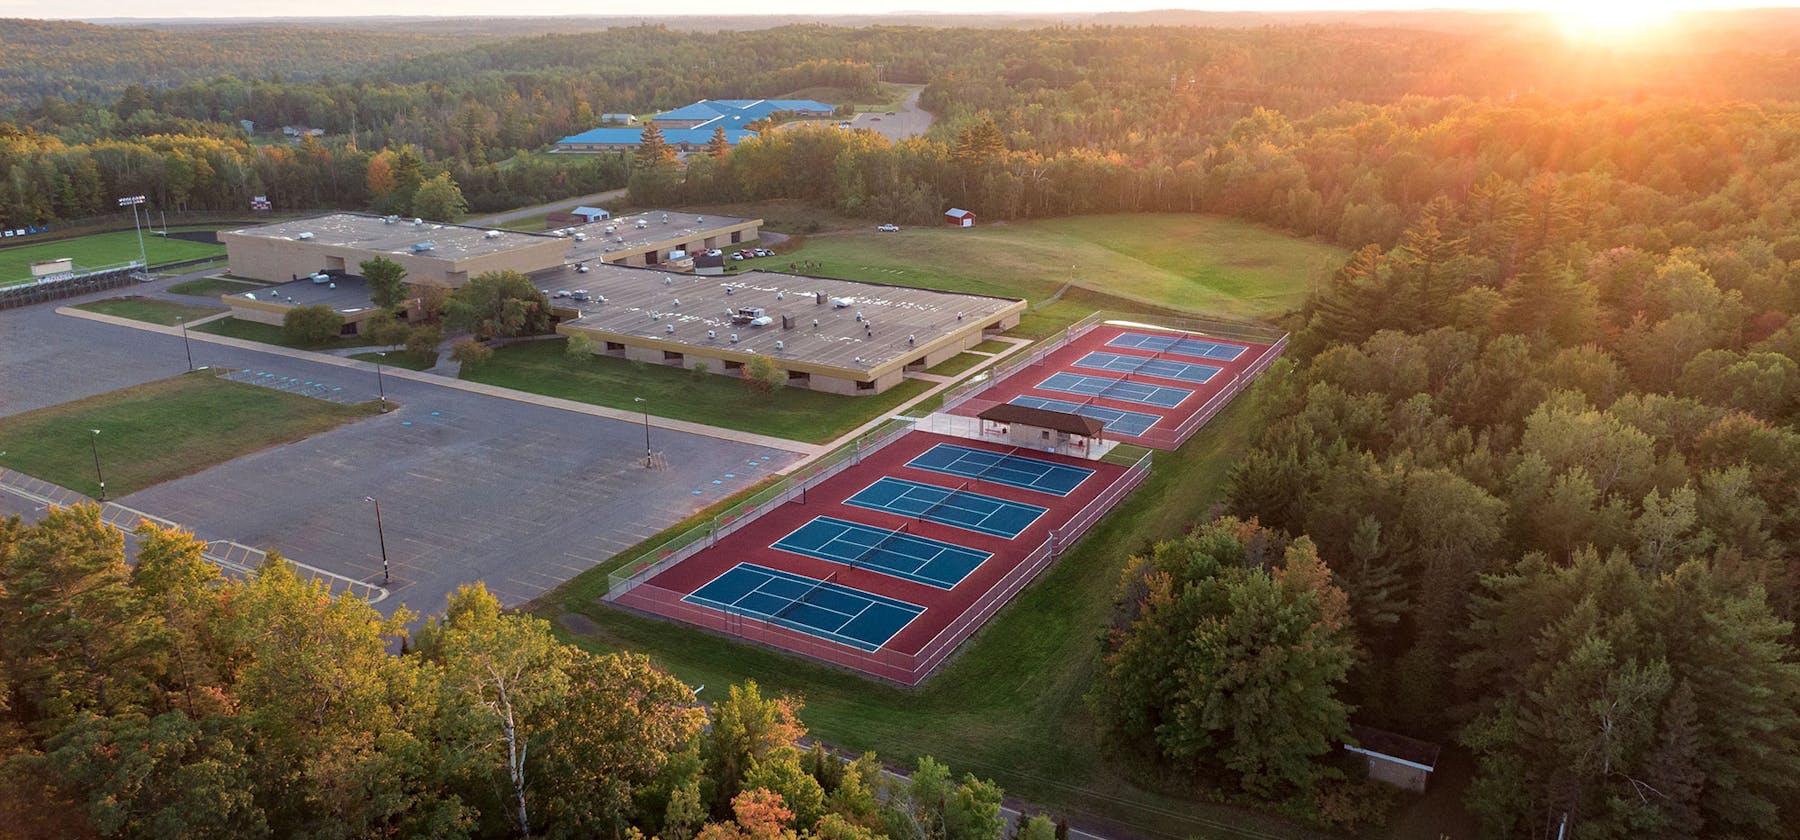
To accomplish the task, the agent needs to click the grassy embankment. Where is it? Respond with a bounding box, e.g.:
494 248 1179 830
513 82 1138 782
0 370 379 498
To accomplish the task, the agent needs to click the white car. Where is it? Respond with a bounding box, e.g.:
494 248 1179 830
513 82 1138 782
877 224 900 232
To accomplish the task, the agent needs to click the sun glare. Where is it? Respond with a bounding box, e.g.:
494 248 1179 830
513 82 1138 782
1537 0 1687 42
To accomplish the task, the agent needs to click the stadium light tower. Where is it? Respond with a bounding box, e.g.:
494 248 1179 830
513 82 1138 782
117 195 148 276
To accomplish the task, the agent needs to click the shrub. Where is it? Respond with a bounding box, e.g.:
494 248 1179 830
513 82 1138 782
282 304 343 345
449 337 493 366
405 324 442 357
566 333 596 359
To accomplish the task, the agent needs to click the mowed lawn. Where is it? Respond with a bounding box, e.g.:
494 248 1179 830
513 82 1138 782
0 229 225 286
539 391 1326 840
461 338 932 444
762 214 1345 319
74 296 225 326
0 370 379 498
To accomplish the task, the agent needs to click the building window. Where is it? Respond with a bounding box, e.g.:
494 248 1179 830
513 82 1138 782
663 351 684 364
723 359 744 371
605 341 626 353
730 231 742 244
856 380 876 391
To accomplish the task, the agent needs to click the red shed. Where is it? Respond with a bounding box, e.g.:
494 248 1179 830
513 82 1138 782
944 208 976 228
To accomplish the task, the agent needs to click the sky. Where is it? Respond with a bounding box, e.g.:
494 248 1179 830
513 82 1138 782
0 0 1782 21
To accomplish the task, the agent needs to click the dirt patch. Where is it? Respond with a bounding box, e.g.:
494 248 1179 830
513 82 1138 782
558 612 601 636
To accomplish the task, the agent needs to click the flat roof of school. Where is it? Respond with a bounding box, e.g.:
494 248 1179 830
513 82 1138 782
225 213 561 261
539 265 1022 375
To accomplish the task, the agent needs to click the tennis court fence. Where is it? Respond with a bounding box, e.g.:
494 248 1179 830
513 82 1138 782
607 448 1153 685
606 417 915 601
941 311 1288 449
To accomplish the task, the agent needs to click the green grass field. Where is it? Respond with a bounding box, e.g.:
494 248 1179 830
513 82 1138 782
0 370 379 498
167 277 262 298
923 352 986 377
769 214 1344 320
192 317 376 350
350 350 439 371
0 229 225 286
73 297 224 326
538 390 1323 839
460 339 932 443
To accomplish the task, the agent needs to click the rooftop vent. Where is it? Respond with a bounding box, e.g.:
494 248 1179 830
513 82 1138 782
245 293 257 301
296 232 314 240
665 324 674 334
707 330 717 340
730 333 740 343
775 340 784 350
484 230 503 239
329 282 337 289
410 242 435 252
412 218 424 226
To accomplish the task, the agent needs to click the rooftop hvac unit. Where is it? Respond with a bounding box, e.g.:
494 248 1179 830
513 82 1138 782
410 242 435 252
775 340 784 351
484 230 503 239
730 333 740 343
672 298 680 307
244 293 257 301
663 277 672 286
594 295 605 303
707 330 717 340
665 324 674 334
296 231 314 240
696 216 704 223
831 297 852 308
412 218 424 226
573 232 588 241
660 214 670 223
615 236 624 243
775 291 784 300
635 220 648 229
815 292 826 305
812 319 819 329
605 225 616 234
725 286 734 295
781 315 794 330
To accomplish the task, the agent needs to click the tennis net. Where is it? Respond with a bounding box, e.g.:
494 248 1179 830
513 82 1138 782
917 481 971 524
772 570 840 621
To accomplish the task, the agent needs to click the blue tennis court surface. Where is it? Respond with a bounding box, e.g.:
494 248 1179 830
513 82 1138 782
845 477 1048 539
1036 372 1193 409
1074 351 1221 384
1108 331 1247 361
773 516 991 589
905 442 1096 496
1009 395 1161 437
684 563 922 652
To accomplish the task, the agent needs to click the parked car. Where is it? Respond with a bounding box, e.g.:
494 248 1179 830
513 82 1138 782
706 249 723 257
731 253 745 261
885 111 895 115
877 223 901 232
754 248 774 257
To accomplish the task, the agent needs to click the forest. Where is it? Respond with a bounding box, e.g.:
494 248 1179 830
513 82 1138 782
4 15 1800 838
0 508 1024 840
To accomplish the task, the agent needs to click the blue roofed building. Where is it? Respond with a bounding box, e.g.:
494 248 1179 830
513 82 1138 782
649 98 837 129
551 126 757 155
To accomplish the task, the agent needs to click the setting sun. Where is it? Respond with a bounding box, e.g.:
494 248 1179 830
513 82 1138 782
1530 0 1720 41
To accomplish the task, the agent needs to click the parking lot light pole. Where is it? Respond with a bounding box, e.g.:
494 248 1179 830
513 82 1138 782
89 429 106 501
634 397 652 462
375 352 388 410
363 496 390 585
180 320 194 371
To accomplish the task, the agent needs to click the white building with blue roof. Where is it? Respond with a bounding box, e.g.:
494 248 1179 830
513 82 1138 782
552 98 833 156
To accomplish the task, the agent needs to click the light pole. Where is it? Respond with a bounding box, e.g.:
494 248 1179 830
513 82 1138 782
117 195 148 276
180 320 194 371
634 396 652 464
363 496 390 585
375 352 388 410
89 429 106 501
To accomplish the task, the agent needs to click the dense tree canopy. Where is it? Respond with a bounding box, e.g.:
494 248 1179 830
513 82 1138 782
0 508 1010 840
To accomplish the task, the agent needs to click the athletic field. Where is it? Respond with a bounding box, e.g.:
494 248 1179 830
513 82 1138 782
0 229 225 287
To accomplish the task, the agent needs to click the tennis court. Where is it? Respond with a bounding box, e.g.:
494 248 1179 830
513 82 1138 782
772 515 992 589
683 563 924 652
1008 395 1161 437
1108 331 1247 361
905 442 1095 496
1073 351 1221 384
844 476 1048 539
1036 371 1193 409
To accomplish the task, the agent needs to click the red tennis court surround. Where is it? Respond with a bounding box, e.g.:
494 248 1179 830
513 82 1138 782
609 431 1150 684
944 323 1287 449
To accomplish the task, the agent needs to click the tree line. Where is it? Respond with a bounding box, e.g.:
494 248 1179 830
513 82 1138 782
0 507 1032 840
